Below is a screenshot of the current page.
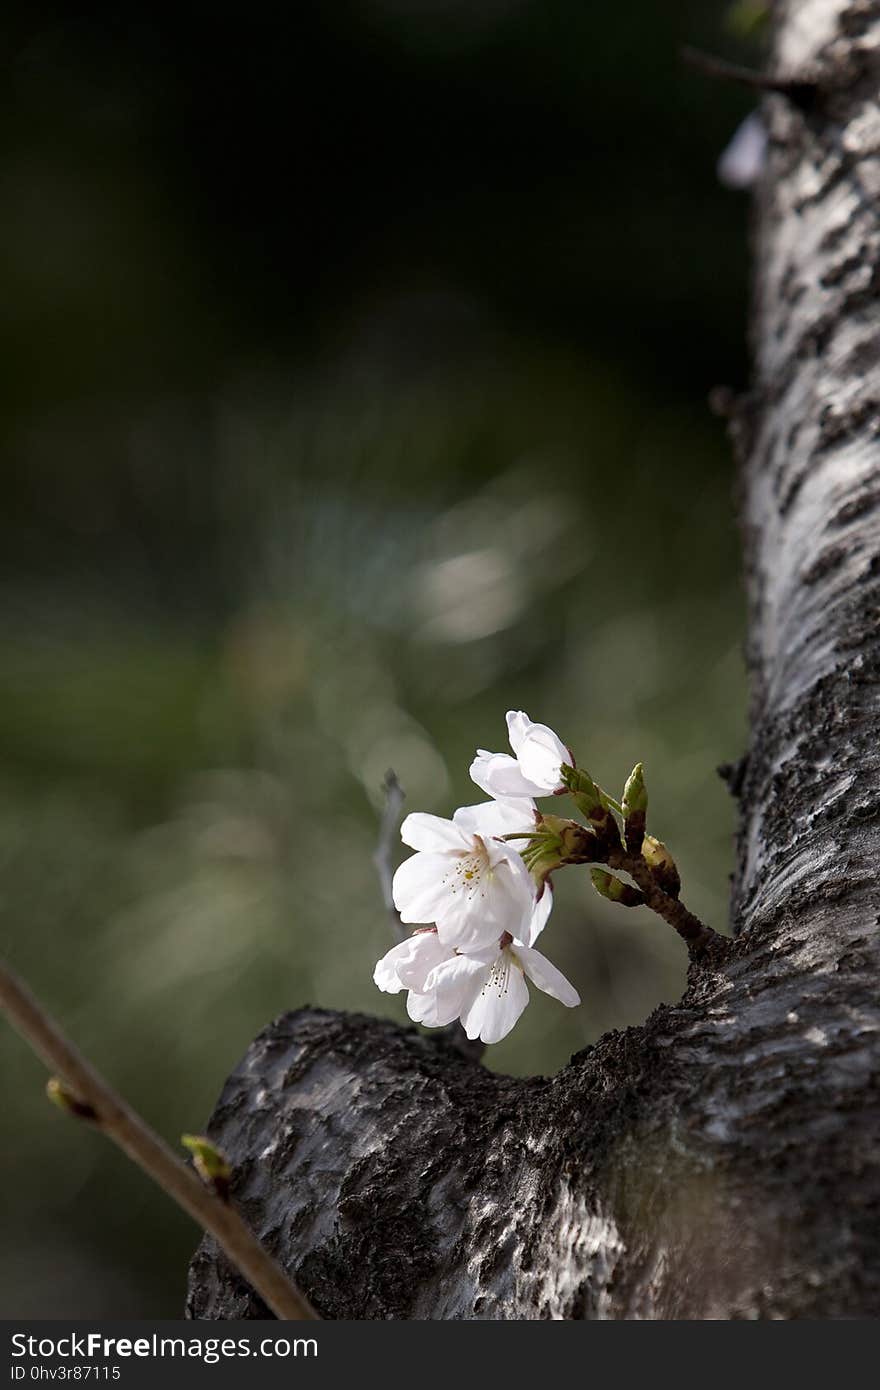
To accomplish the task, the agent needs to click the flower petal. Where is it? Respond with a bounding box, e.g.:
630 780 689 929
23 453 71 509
406 986 463 1028
400 812 471 854
373 931 450 994
414 953 487 1027
454 798 537 842
405 990 436 1024
374 940 410 994
460 950 530 1043
515 722 569 792
470 750 547 800
718 111 767 191
505 710 532 755
434 844 534 951
514 943 580 1007
392 851 456 925
528 884 553 945
452 940 500 966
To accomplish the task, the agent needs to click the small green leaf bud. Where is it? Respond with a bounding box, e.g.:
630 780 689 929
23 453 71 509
46 1077 98 1122
181 1134 232 1201
725 0 770 40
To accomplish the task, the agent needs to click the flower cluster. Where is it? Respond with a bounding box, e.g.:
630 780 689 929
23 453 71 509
373 711 581 1045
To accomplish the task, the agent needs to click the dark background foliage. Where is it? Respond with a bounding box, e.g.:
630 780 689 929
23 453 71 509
1 0 756 1315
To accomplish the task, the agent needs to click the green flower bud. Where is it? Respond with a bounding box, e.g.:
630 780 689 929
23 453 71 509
642 834 681 898
622 762 647 854
535 813 586 845
560 765 622 852
622 762 647 815
590 868 645 908
560 764 603 818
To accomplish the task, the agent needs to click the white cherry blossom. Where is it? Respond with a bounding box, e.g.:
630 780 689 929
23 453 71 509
377 788 571 1044
470 710 571 800
373 927 450 995
374 876 559 1038
373 928 461 1026
391 798 540 952
420 931 579 1045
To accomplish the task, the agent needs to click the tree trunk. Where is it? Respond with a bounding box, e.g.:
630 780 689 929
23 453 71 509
186 0 880 1320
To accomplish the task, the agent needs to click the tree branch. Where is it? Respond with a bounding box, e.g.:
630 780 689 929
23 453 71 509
0 958 318 1321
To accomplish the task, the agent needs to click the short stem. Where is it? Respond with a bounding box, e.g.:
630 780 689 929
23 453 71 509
607 852 723 956
0 959 318 1320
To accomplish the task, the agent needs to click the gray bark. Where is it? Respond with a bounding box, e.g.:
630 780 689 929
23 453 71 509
186 0 880 1320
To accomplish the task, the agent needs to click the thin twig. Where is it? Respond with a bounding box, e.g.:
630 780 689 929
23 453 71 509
0 959 318 1321
606 853 722 957
680 45 819 106
374 769 407 943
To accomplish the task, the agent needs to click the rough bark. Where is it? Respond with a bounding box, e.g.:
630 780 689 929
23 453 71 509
187 0 880 1320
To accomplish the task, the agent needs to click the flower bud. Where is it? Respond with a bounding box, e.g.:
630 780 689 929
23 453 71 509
560 764 601 815
560 766 622 852
642 834 680 898
622 762 647 854
537 814 591 850
590 868 645 907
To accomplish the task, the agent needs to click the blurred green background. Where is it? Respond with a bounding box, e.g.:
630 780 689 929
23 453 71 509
1 1 757 1316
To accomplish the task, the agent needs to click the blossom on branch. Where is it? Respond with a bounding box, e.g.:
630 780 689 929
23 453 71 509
373 928 460 1026
391 799 540 952
419 933 580 1045
374 720 586 1043
470 710 571 799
